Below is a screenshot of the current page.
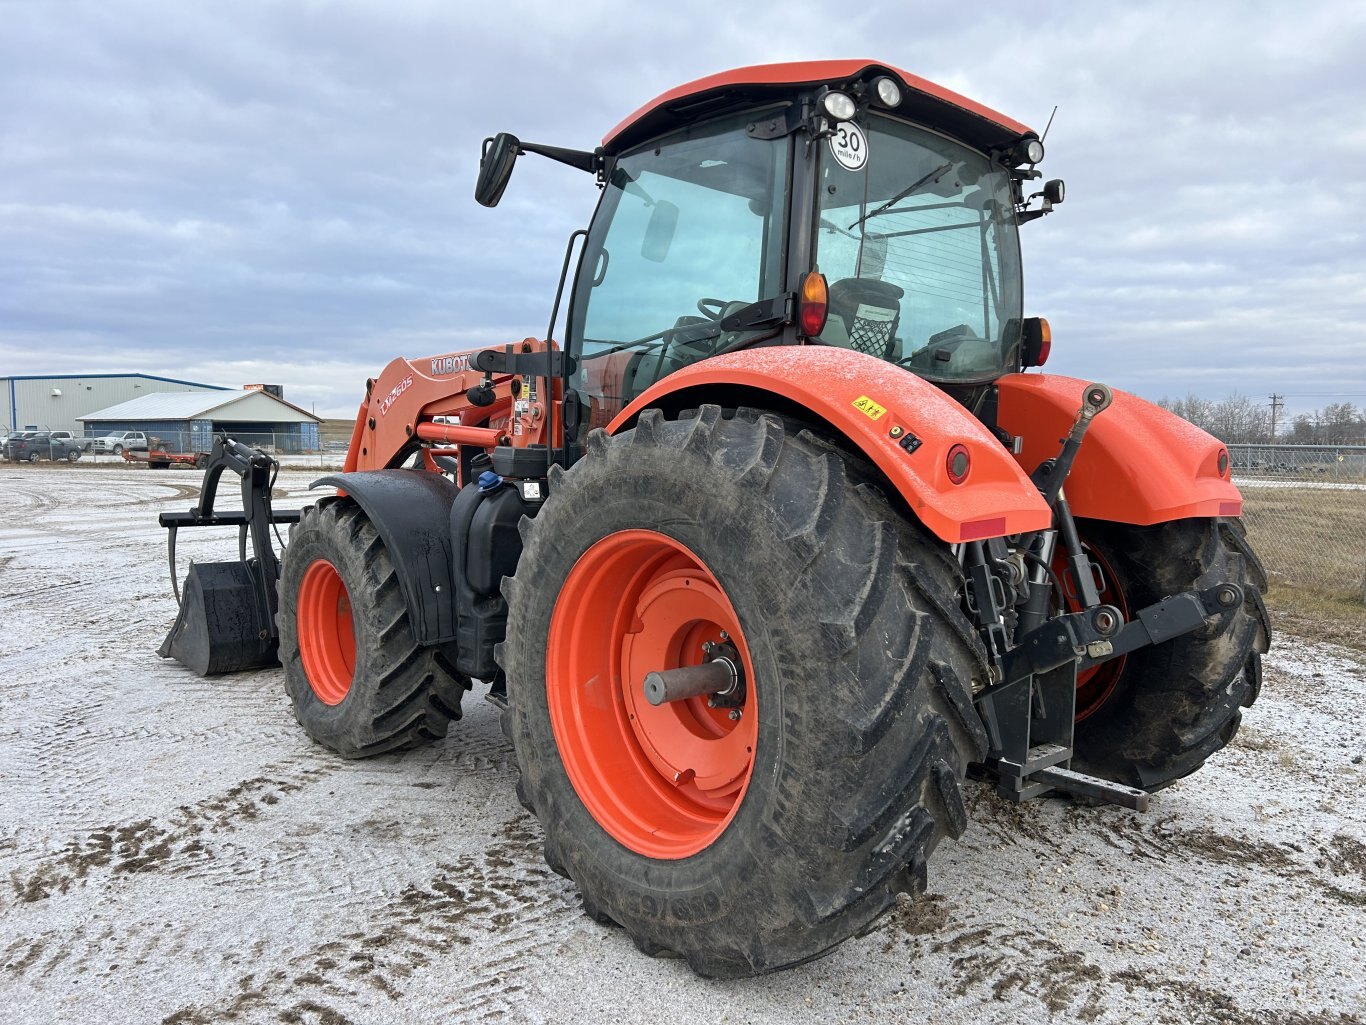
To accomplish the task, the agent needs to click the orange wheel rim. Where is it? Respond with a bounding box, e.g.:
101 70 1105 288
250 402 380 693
298 558 356 705
547 529 757 859
1054 540 1129 722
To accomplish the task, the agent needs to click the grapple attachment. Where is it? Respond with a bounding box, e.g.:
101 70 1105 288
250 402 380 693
157 436 301 676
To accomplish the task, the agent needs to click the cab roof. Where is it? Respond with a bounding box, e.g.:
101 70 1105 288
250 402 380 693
603 59 1035 156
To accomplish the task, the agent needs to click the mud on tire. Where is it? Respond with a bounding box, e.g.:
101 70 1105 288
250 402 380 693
499 406 989 978
1071 517 1271 790
277 498 468 759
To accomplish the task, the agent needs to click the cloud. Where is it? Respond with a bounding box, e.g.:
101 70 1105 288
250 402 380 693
1 0 1363 421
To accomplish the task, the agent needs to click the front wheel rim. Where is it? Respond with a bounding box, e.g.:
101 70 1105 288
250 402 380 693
297 558 356 705
547 529 758 859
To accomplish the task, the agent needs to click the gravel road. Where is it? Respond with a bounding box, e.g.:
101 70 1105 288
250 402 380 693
2 465 1363 1025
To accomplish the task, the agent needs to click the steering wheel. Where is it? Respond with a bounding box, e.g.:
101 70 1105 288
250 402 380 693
697 297 730 321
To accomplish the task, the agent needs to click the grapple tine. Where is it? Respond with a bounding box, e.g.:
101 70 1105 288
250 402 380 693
167 524 181 605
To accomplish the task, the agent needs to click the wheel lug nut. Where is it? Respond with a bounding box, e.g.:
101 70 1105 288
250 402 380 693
728 709 741 721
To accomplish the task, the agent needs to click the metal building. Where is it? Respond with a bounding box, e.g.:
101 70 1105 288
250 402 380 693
1 373 229 433
79 389 322 454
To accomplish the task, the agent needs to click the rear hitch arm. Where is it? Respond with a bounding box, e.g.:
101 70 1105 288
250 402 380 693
975 581 1243 812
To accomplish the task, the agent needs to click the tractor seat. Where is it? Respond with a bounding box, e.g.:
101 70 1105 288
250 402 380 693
825 278 904 360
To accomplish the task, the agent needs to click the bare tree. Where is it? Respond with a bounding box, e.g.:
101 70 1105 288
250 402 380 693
1289 403 1366 445
1157 392 1271 443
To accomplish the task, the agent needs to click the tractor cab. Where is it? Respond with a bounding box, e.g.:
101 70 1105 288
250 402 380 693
477 60 1060 438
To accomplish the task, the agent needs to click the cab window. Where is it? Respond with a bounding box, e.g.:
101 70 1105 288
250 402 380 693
569 115 788 432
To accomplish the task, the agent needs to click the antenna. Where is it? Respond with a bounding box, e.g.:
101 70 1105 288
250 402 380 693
1040 105 1059 144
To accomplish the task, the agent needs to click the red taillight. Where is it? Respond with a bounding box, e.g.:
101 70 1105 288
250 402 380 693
1217 448 1230 477
946 444 971 485
799 271 828 337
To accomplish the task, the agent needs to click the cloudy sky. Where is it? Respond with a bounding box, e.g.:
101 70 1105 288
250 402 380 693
2 0 1363 420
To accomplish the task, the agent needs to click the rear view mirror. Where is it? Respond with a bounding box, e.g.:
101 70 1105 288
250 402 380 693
475 133 521 208
640 199 679 263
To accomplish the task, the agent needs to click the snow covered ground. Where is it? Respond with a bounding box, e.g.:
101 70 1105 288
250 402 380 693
1 465 1362 1025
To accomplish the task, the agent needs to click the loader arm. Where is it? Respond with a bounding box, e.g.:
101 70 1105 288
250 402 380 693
345 338 563 476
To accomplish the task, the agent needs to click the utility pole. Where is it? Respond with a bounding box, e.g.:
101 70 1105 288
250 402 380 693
1268 393 1284 439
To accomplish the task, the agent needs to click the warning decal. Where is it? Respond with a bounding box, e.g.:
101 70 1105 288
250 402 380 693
852 395 887 420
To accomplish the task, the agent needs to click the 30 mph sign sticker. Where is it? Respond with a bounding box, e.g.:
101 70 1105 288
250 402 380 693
829 123 868 171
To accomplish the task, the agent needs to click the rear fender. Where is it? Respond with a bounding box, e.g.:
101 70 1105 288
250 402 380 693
996 374 1241 524
606 347 1051 543
311 469 458 645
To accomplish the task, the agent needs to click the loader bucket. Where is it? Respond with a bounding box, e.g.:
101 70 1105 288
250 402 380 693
158 561 279 675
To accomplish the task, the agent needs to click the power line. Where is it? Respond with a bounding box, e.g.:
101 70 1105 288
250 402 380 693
1269 394 1284 438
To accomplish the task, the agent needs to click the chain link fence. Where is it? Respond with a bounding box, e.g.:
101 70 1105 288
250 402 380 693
17 430 1363 601
73 429 347 470
1232 445 1366 602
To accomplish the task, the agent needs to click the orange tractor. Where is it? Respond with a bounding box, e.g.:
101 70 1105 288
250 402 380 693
159 60 1270 977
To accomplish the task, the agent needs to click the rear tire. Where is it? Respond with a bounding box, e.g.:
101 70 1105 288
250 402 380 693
66 450 80 463
501 407 988 978
1071 517 1270 790
277 499 469 758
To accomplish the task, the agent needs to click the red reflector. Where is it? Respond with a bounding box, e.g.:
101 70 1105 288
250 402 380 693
960 516 1007 541
800 300 828 336
1218 501 1242 516
946 443 971 485
1036 336 1051 366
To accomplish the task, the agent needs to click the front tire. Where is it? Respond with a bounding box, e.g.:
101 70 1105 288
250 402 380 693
277 499 469 758
1071 517 1270 790
501 407 988 978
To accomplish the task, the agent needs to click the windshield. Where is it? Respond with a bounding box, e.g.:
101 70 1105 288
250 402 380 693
815 114 1022 382
568 114 787 434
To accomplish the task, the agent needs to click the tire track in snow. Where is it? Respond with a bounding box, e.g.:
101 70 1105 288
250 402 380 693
8 766 334 905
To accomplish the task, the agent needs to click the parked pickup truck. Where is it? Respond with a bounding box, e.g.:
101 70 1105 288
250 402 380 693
89 431 150 455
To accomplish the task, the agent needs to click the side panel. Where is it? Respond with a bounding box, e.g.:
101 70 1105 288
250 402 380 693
606 347 1051 543
996 373 1242 524
311 470 458 645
